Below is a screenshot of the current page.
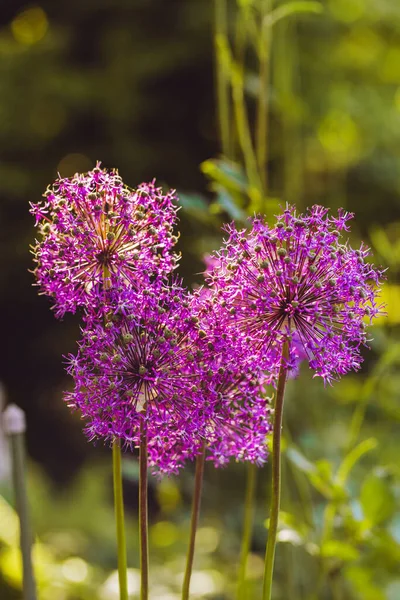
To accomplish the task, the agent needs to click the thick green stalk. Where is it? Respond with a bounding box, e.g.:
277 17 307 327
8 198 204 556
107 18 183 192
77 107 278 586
182 444 206 600
139 419 149 600
236 463 257 600
112 439 128 600
262 341 289 600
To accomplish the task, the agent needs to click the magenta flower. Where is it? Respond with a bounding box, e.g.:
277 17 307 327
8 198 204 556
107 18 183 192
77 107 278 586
30 164 179 317
64 280 218 474
189 288 274 467
206 205 385 383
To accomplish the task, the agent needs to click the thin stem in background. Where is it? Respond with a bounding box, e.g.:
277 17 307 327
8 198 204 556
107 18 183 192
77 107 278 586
236 462 257 600
3 405 37 600
256 0 273 195
262 341 289 600
182 444 206 600
232 67 263 204
112 439 128 600
139 419 149 600
214 0 231 157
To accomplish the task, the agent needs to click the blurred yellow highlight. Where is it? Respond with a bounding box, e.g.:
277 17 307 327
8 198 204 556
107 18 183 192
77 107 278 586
376 284 400 324
0 495 19 546
151 521 178 547
11 7 49 46
61 557 89 583
156 478 181 513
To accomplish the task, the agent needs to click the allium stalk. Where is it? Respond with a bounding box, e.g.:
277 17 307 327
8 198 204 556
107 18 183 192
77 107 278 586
237 463 257 600
112 439 128 600
139 420 149 600
182 444 206 600
262 342 289 600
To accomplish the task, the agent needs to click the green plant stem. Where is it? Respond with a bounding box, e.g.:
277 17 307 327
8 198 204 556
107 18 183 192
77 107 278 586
256 0 273 194
231 67 263 199
112 439 128 600
237 463 257 600
182 444 206 600
9 431 37 600
262 341 289 600
214 0 231 157
139 419 149 600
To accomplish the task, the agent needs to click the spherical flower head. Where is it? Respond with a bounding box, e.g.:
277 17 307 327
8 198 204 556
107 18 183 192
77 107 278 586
64 280 216 474
30 163 179 317
206 205 385 383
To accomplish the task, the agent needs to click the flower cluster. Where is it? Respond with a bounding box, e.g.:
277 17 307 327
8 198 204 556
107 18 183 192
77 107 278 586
30 164 179 317
31 160 384 474
205 205 384 383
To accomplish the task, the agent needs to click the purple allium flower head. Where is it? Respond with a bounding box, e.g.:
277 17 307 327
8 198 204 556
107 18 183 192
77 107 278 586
64 279 217 475
206 205 385 383
188 288 274 467
30 163 179 317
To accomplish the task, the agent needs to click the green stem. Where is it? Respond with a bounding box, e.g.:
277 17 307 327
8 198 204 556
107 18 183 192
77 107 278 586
139 419 149 600
237 463 257 600
214 0 231 157
112 439 128 600
231 68 263 199
256 0 273 195
182 444 206 600
8 430 37 600
262 341 289 600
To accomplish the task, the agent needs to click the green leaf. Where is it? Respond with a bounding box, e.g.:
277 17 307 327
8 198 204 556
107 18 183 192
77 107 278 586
286 446 333 498
201 158 248 194
360 472 396 526
265 2 323 28
321 540 360 561
214 186 247 221
336 438 378 486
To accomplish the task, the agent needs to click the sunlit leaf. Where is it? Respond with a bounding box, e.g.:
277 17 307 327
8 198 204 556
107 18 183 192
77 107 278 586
321 540 359 561
264 2 323 28
360 472 396 526
201 158 248 194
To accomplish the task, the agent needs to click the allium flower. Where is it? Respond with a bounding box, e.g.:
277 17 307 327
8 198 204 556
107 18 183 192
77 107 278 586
188 289 274 467
64 280 217 474
30 163 179 317
206 205 384 383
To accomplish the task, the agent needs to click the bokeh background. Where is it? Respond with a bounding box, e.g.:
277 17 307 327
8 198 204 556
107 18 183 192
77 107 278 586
1 0 399 598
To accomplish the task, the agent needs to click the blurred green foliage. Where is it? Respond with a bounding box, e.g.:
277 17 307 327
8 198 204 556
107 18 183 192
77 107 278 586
1 0 400 598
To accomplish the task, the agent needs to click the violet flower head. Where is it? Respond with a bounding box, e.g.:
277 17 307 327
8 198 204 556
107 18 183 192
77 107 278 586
189 288 273 467
30 164 179 317
64 280 215 474
206 205 385 383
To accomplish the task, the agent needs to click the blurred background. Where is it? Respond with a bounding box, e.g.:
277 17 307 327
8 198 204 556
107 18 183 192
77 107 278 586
0 0 399 598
